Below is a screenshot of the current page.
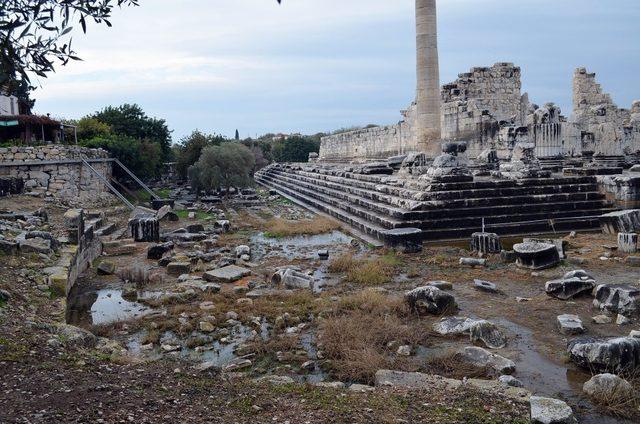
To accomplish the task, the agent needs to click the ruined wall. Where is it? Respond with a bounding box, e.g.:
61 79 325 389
319 103 418 161
441 63 529 157
0 145 112 199
571 68 640 156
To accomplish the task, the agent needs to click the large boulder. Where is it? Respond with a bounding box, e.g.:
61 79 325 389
529 396 576 424
458 346 515 375
583 373 633 401
405 286 457 316
545 270 596 300
593 284 640 317
567 336 640 373
469 320 507 349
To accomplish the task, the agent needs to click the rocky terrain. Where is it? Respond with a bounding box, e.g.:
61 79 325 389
1 187 640 423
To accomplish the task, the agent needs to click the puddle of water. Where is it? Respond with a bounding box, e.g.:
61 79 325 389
66 287 155 327
298 331 327 384
250 231 353 261
495 318 623 424
127 320 271 369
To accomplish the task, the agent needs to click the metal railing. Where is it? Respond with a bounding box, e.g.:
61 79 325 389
113 159 160 201
81 159 135 210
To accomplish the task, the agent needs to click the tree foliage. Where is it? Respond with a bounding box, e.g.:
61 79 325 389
73 116 111 140
82 134 161 180
0 0 139 90
91 104 172 159
175 130 225 179
189 142 255 194
271 135 320 162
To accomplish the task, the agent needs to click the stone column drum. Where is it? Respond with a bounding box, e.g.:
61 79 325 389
618 232 638 254
415 0 441 155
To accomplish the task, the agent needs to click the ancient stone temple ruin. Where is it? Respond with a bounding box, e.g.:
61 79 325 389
258 0 639 247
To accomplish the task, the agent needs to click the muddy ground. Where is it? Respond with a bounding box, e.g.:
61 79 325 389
1 189 638 423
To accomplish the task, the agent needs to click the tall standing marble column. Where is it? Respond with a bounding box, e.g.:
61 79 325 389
415 0 441 154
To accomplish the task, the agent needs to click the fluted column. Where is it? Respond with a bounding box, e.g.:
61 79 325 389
415 0 441 154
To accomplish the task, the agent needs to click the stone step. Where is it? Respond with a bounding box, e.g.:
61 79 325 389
406 208 615 231
256 176 395 240
257 174 402 229
262 170 608 219
259 174 607 242
275 167 602 205
256 165 615 242
274 168 601 205
258 172 614 232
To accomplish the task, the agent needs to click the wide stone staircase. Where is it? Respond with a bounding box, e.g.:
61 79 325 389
255 163 617 243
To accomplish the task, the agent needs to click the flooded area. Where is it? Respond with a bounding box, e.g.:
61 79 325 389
250 230 353 261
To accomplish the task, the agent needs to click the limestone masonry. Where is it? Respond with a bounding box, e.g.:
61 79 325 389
0 145 112 199
320 63 640 162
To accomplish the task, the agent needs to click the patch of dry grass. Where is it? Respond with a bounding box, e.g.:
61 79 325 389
336 289 407 316
328 253 360 273
424 351 488 380
329 251 403 286
263 216 341 238
319 311 426 384
586 371 640 420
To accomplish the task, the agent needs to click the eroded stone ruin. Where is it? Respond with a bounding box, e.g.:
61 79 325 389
258 0 639 249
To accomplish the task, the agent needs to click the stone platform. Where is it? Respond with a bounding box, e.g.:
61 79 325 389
255 163 617 244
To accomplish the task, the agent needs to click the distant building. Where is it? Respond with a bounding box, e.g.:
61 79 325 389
0 90 62 144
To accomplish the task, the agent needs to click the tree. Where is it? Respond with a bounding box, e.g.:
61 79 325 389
189 142 255 195
0 0 139 90
82 134 161 180
175 130 225 179
271 135 320 162
235 129 240 140
92 104 172 160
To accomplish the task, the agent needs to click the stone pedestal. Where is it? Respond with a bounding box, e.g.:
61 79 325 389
618 233 638 253
513 241 560 270
382 228 423 253
470 232 502 254
128 216 160 243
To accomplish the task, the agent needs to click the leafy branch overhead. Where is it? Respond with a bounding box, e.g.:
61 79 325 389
0 0 139 88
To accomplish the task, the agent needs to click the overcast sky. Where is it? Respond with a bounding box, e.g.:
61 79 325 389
33 0 640 142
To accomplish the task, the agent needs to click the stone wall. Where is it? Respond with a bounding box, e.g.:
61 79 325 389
571 68 640 156
319 103 418 161
0 145 112 199
319 64 638 162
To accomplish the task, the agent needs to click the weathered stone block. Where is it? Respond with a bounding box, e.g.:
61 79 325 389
203 265 251 283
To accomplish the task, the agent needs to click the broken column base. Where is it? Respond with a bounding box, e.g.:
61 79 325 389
513 241 560 270
382 228 423 253
128 216 160 242
470 232 502 255
618 233 638 254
